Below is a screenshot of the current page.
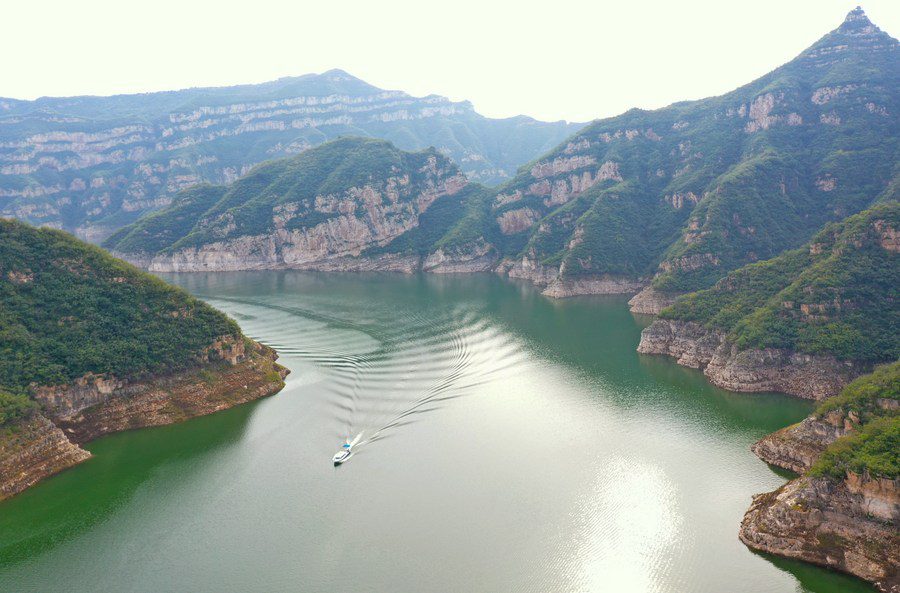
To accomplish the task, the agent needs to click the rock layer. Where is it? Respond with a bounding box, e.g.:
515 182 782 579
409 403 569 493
0 415 91 500
751 411 857 473
637 319 866 399
0 341 287 500
627 286 680 315
740 475 900 593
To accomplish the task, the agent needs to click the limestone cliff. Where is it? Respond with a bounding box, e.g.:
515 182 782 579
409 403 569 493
0 69 581 239
740 474 899 593
0 340 287 501
0 415 90 500
637 319 867 399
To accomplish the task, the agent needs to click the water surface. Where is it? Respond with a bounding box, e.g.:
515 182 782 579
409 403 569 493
0 272 872 592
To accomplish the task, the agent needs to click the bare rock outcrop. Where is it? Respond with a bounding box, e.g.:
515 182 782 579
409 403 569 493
740 475 900 593
637 319 866 399
2 340 287 499
751 411 856 473
542 275 645 298
423 241 497 273
0 414 91 501
627 286 680 315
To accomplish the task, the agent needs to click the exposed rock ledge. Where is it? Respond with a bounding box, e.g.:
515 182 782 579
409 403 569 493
740 474 900 593
498 256 646 297
627 286 680 315
0 339 287 500
751 409 864 473
0 415 91 500
637 319 866 399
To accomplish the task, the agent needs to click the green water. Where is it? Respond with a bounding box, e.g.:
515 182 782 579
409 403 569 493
0 272 873 592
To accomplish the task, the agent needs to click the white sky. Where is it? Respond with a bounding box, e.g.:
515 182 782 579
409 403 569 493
2 0 897 122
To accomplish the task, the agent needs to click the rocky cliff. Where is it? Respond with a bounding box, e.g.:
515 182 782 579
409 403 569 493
0 340 286 501
740 474 899 593
637 319 867 399
740 362 900 591
477 7 899 306
0 69 581 240
638 203 897 399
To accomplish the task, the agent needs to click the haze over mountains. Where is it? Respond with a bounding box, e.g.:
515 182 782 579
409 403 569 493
0 70 581 240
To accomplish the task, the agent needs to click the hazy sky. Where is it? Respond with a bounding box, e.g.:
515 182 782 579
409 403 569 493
3 0 897 122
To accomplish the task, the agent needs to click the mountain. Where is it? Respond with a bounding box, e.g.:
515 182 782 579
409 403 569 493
104 137 490 271
740 362 899 592
474 7 899 302
638 202 899 399
108 8 898 293
0 69 582 241
0 219 287 500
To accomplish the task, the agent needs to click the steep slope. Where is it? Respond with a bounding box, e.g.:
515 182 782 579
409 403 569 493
469 7 898 300
0 69 582 240
740 363 899 592
0 220 288 500
105 137 484 271
638 202 899 399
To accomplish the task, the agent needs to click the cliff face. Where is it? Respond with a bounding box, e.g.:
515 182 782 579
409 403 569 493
482 8 898 303
0 415 91 500
740 474 900 593
751 411 855 473
0 69 582 239
637 319 866 399
0 340 286 500
628 287 679 315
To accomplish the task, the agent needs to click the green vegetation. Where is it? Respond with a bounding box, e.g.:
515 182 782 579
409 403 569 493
805 361 899 480
0 219 241 403
810 416 899 479
815 362 899 421
105 138 469 255
2 69 581 235
0 389 37 427
476 10 898 290
661 203 899 362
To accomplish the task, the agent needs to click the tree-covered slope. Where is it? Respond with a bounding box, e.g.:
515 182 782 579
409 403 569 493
0 219 242 401
105 138 479 266
660 202 899 363
476 7 898 292
0 70 582 240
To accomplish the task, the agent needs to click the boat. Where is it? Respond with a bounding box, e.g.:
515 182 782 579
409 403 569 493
333 442 352 465
333 433 362 465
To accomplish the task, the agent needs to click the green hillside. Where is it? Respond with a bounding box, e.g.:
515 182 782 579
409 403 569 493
476 7 898 292
0 219 242 423
660 203 899 362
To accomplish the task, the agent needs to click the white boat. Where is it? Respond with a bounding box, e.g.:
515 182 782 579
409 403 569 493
333 434 361 465
333 443 352 465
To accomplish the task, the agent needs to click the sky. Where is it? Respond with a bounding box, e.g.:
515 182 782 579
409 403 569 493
2 0 897 122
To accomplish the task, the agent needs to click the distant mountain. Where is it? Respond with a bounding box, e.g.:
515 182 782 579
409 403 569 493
105 137 485 271
473 7 898 301
0 69 582 240
108 9 898 300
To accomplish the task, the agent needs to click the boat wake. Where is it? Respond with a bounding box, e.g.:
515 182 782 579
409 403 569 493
201 294 525 462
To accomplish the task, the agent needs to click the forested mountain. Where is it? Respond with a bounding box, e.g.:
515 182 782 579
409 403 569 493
477 7 898 303
0 70 581 240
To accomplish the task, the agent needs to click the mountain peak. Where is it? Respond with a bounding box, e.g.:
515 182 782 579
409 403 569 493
838 5 878 34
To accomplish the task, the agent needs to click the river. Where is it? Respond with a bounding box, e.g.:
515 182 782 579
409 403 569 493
0 272 873 592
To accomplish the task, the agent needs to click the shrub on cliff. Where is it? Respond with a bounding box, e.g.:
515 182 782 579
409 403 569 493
660 203 900 363
809 416 900 480
0 389 37 427
815 362 900 421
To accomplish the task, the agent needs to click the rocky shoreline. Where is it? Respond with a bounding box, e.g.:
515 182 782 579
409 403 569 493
0 339 287 501
636 319 867 400
740 474 900 593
